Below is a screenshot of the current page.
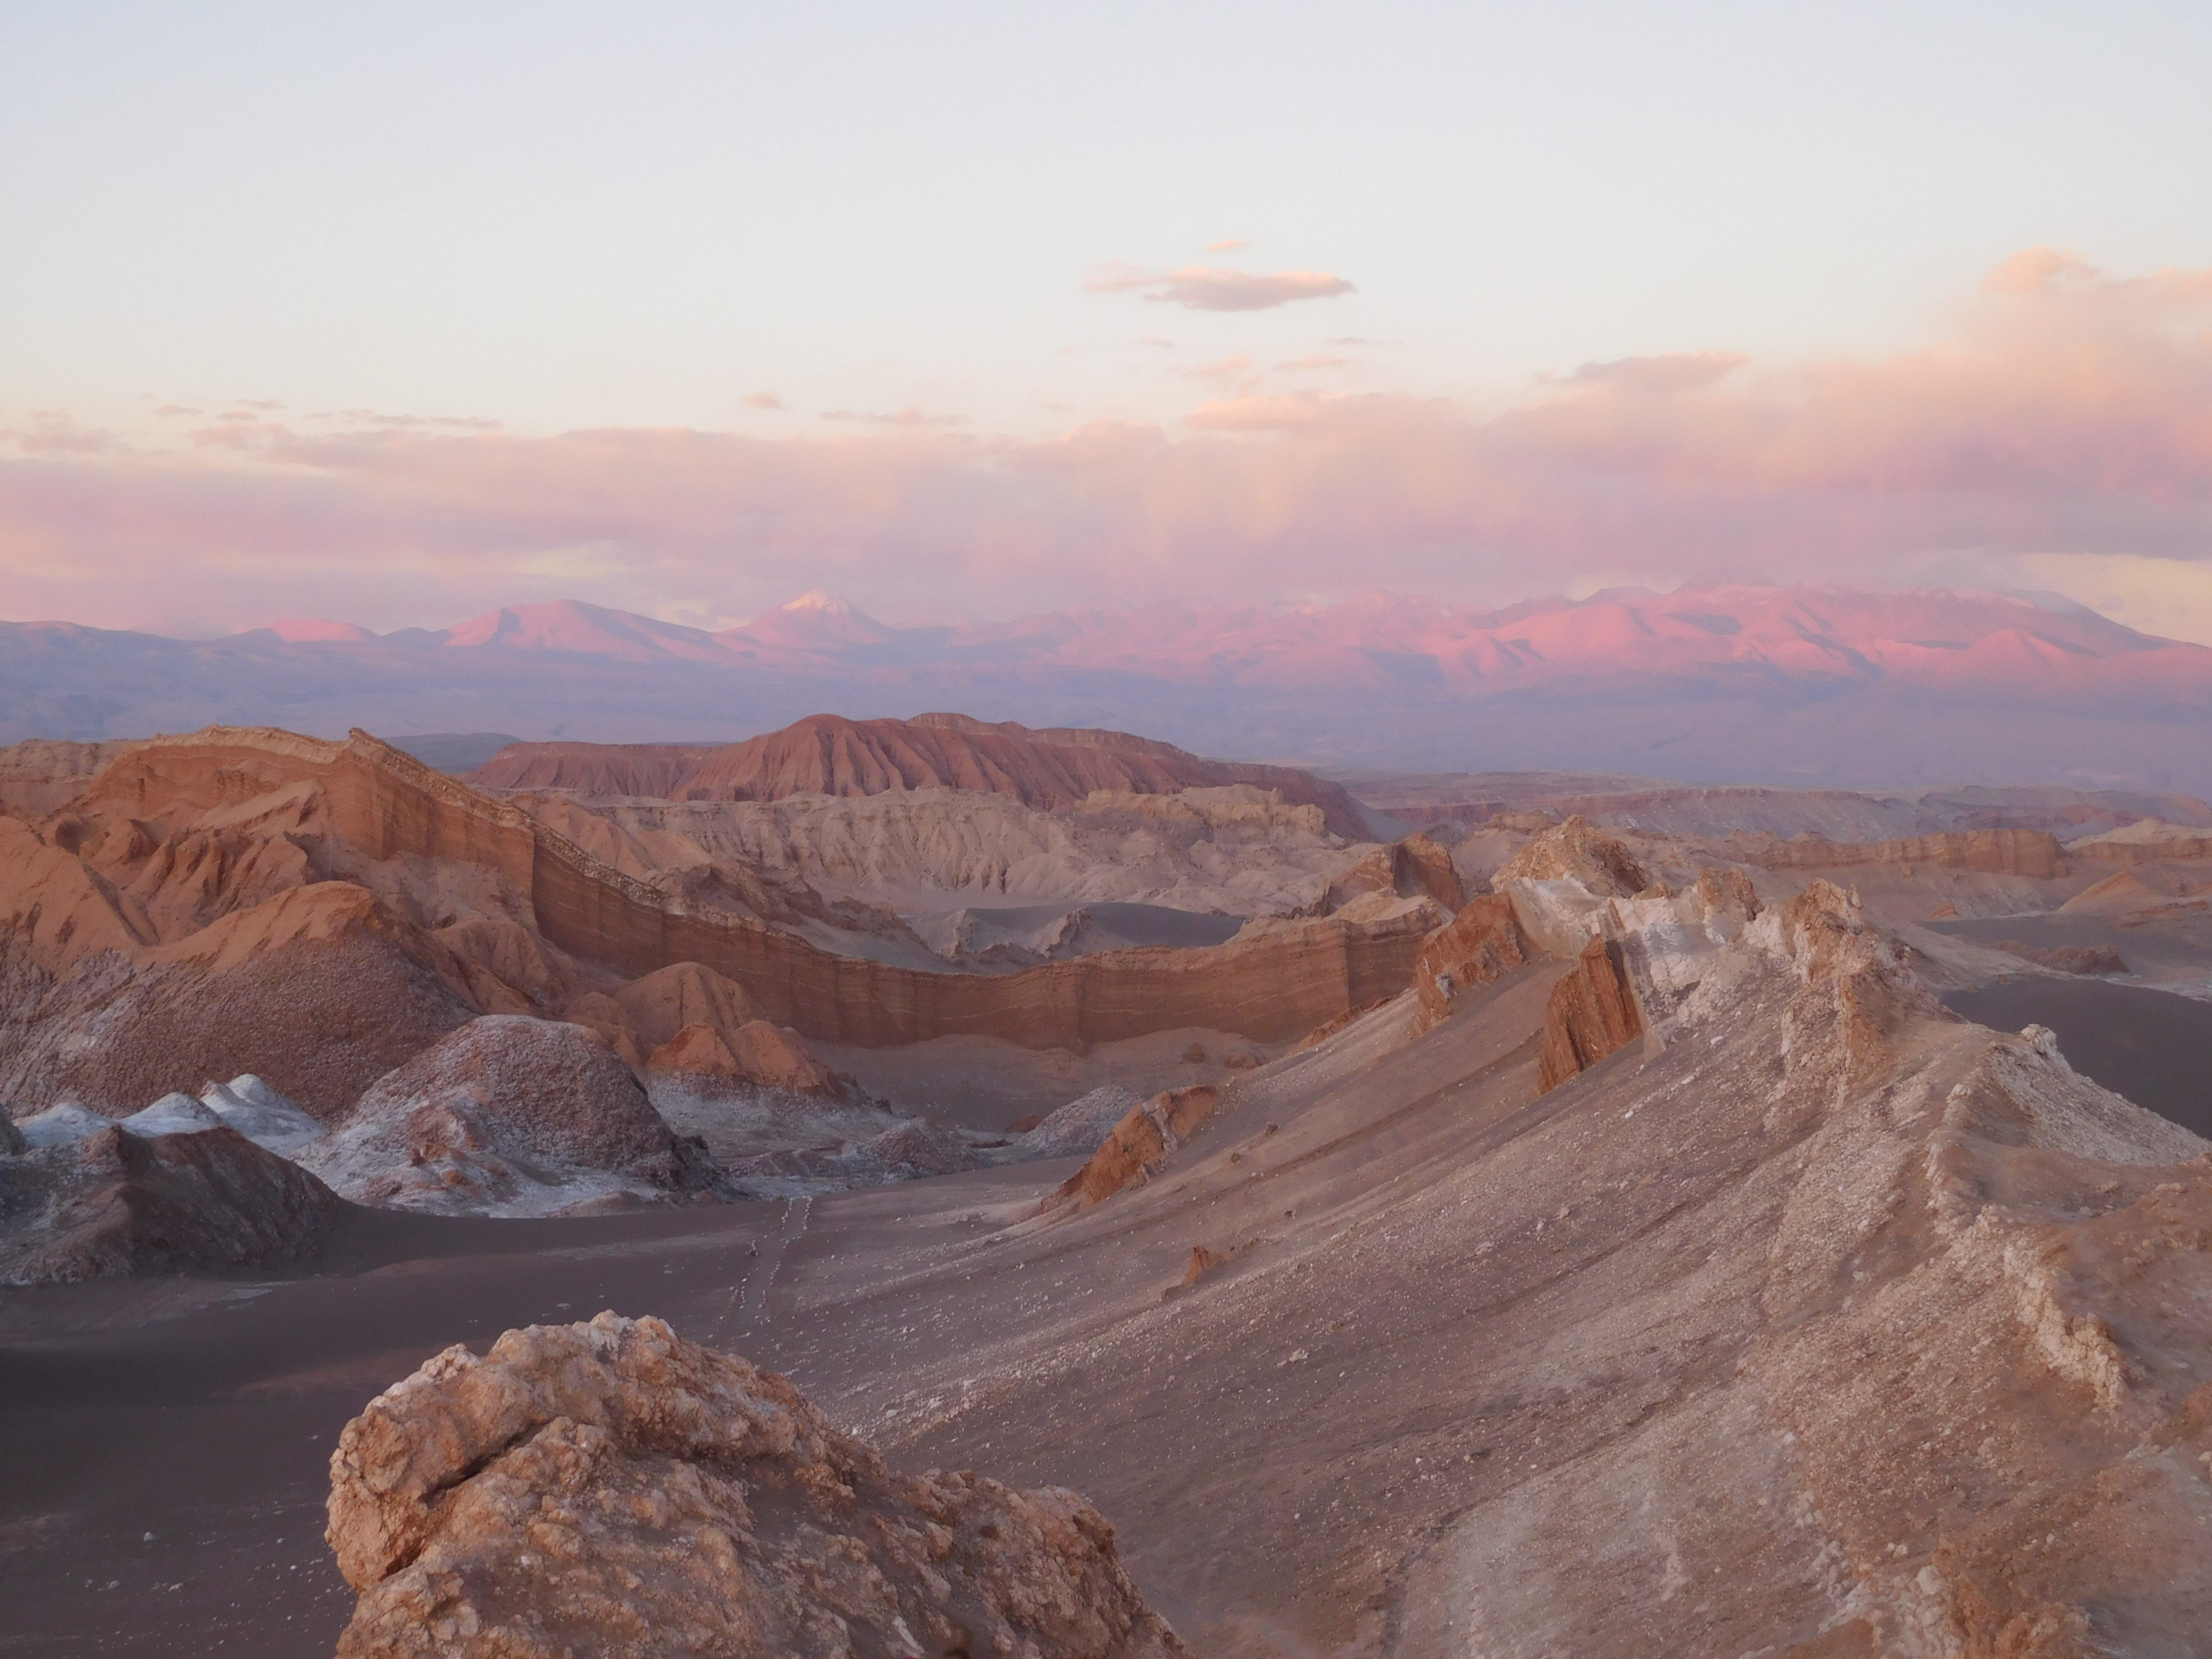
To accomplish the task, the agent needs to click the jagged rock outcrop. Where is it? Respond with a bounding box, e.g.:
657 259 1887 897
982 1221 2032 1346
1330 831 1466 915
1412 894 1526 1028
1049 1086 1223 1212
298 1017 721 1215
325 1312 1186 1659
470 709 1369 837
1493 815 1653 958
0 1123 348 1285
1740 826 2067 878
1537 937 1644 1093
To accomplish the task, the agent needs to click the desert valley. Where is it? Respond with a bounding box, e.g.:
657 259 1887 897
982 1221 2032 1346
5 681 2212 1654
10 7 2212 1650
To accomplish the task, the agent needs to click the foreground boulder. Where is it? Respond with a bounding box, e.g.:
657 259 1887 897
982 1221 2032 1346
0 1123 347 1285
299 1016 722 1215
326 1312 1187 1658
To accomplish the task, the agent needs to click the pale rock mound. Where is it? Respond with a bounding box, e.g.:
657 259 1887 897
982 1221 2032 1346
325 1312 1187 1659
299 1016 721 1215
0 1124 348 1285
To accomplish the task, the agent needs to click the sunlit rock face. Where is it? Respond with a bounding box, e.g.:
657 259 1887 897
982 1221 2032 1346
326 1312 1188 1659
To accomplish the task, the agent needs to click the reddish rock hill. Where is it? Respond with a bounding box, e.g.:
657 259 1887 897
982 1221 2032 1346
468 711 1371 837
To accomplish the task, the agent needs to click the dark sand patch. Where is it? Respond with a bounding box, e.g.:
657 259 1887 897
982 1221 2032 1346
1942 979 2212 1138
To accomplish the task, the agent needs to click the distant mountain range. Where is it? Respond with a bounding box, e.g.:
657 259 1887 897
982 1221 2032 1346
6 585 2212 792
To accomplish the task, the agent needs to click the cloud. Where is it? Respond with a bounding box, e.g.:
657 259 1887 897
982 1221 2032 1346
1177 355 1254 384
1 412 122 457
818 407 967 428
1277 355 1350 373
1087 264 1356 312
1183 393 1332 430
153 404 203 418
1563 352 1748 395
5 251 2211 635
1206 238 1253 253
745 391 788 410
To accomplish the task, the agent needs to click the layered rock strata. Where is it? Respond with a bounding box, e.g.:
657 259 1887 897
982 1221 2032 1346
325 1312 1186 1659
2 727 1427 1070
1740 827 2067 878
1412 894 1527 1029
1536 937 1645 1092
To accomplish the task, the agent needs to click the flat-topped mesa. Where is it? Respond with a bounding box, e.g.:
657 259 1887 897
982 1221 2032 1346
326 1313 1187 1659
467 710 1372 838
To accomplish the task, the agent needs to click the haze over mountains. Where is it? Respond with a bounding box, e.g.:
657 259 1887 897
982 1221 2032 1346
8 583 2212 791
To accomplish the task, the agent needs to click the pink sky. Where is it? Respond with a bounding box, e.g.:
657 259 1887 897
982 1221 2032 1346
3 250 2211 641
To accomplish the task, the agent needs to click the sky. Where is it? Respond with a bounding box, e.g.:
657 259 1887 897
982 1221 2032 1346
3 1 2211 638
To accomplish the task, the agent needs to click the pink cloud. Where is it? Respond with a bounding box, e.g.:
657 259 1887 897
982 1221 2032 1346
1087 263 1356 312
1206 238 1253 253
4 251 2210 635
744 391 788 410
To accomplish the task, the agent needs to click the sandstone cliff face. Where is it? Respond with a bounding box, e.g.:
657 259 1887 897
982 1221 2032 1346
1536 937 1644 1092
0 1123 348 1285
470 709 1369 837
1412 894 1526 1028
325 1312 1187 1659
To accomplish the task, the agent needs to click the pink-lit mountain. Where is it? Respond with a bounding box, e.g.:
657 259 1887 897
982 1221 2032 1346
5 585 2211 791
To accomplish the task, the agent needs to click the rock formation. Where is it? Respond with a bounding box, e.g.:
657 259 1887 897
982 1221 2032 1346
325 1312 1186 1659
1049 1085 1223 1212
298 1017 721 1215
0 737 137 816
0 1123 348 1285
0 727 1429 1097
1992 939 2130 975
1740 826 2067 878
1536 937 1644 1092
469 709 1370 837
1411 894 1526 1028
1492 815 1653 957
